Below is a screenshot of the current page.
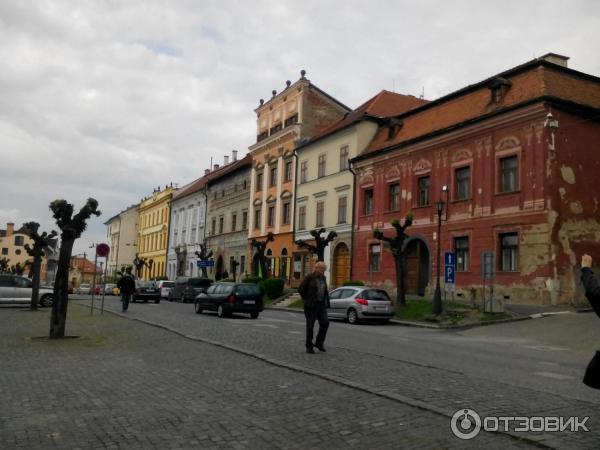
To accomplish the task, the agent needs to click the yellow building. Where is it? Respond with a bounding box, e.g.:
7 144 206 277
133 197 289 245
137 186 175 279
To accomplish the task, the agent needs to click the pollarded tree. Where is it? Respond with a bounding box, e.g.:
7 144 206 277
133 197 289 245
295 228 338 262
0 257 10 273
194 241 213 278
22 222 57 311
372 213 413 307
132 254 147 278
49 198 101 339
10 262 27 276
250 232 274 278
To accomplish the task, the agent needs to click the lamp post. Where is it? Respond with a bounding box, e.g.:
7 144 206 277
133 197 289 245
432 199 445 315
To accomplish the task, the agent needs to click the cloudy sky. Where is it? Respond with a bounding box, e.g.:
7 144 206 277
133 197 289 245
1 0 599 258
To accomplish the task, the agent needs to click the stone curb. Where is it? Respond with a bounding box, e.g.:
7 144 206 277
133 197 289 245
80 302 552 449
266 305 538 330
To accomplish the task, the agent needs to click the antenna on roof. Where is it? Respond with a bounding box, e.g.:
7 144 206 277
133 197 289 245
419 86 425 100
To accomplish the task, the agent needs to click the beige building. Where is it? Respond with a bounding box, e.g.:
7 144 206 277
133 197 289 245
248 70 350 284
294 91 427 287
0 222 59 282
104 204 139 276
0 223 33 274
206 153 252 280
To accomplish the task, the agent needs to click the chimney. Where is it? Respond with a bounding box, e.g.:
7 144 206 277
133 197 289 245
224 155 229 165
214 164 220 170
539 53 569 68
204 169 210 176
232 150 238 161
6 223 14 236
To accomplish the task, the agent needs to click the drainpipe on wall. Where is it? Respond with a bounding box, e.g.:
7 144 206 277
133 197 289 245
165 199 173 279
349 162 357 281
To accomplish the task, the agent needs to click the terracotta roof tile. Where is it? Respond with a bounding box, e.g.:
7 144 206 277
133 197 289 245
363 60 600 156
300 90 428 148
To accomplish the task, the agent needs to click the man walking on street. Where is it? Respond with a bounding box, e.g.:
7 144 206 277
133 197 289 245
298 261 330 354
117 268 135 312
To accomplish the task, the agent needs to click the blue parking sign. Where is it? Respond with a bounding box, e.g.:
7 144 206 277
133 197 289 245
445 265 455 284
444 251 456 267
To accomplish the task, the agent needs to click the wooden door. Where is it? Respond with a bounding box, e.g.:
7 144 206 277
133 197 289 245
405 241 421 295
332 244 350 288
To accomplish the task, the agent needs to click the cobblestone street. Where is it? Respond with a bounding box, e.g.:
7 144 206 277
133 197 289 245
0 304 542 449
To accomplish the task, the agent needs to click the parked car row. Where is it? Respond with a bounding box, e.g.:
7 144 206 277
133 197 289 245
58 274 394 325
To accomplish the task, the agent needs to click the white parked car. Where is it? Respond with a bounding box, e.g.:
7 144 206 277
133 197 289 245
76 283 91 295
157 280 175 299
0 274 54 306
327 286 395 324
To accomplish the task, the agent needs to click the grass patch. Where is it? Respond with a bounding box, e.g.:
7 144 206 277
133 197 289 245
288 299 304 309
394 299 432 321
394 299 515 326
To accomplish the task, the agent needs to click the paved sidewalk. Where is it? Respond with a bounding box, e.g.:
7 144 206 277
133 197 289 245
0 305 534 449
91 297 600 449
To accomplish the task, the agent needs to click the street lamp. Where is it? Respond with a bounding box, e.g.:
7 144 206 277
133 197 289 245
432 199 445 315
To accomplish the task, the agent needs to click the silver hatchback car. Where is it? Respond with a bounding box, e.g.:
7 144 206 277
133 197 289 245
0 274 54 307
328 286 395 324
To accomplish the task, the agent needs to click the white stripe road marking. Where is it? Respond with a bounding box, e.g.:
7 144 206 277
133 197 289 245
288 331 302 335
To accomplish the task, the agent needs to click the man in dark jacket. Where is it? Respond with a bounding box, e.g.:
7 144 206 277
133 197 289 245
117 269 136 312
298 261 330 354
581 254 600 318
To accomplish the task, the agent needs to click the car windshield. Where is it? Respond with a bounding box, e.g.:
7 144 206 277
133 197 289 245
162 282 175 288
236 284 261 296
136 281 154 288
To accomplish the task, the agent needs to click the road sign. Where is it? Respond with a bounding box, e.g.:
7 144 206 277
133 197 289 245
96 243 110 257
444 251 456 267
197 259 215 268
445 265 455 284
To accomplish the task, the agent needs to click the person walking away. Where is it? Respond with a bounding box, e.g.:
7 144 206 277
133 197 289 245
117 269 136 312
580 254 600 389
581 254 600 316
298 261 330 354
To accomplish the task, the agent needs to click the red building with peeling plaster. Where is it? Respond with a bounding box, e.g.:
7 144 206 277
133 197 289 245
351 53 600 305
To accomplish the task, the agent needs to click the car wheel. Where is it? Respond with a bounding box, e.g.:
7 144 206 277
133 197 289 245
250 311 259 319
40 294 53 307
217 304 226 318
155 299 160 304
195 302 203 314
132 297 136 303
168 295 173 302
144 299 148 303
347 308 359 324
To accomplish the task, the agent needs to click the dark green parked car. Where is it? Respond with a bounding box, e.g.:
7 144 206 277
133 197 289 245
194 282 263 319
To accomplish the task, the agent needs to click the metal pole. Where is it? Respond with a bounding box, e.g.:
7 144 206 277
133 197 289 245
101 256 108 314
432 208 443 315
90 249 97 315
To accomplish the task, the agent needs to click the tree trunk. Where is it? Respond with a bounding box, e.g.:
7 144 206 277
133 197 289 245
259 254 268 279
29 250 42 311
395 255 406 307
50 238 74 339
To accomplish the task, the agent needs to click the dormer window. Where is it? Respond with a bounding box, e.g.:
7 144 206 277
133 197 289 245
386 118 403 140
488 77 512 104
